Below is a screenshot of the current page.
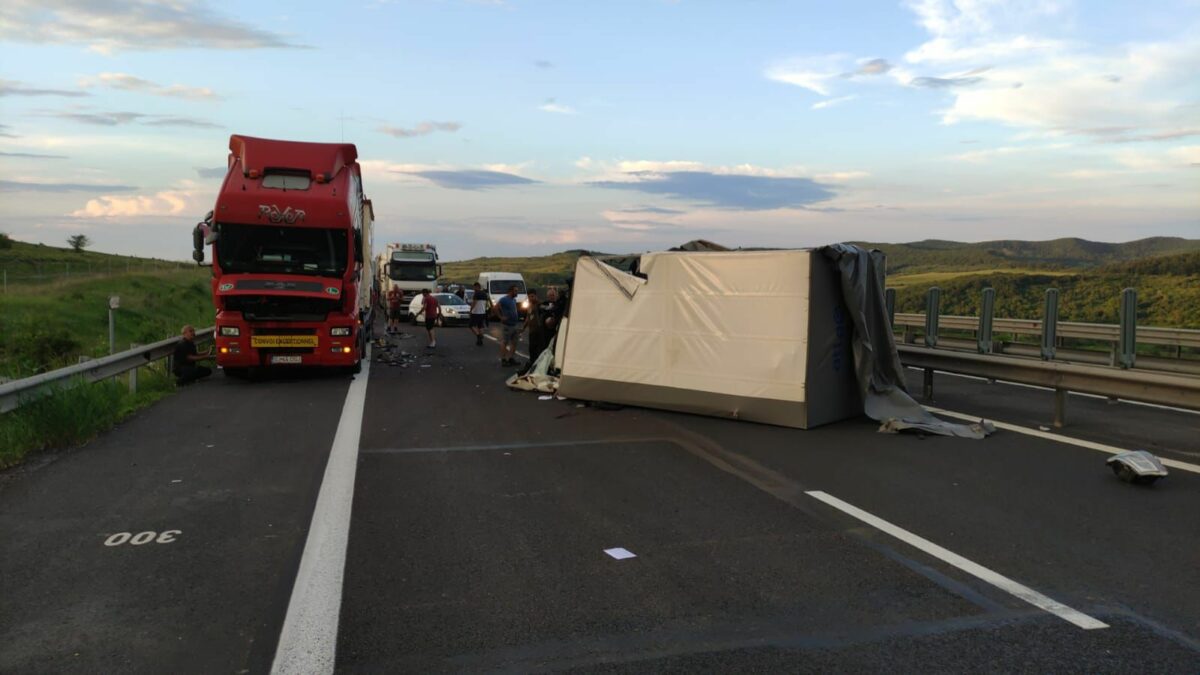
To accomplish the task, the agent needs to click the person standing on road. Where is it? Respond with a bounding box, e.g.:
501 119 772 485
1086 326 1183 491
415 288 440 349
386 286 402 334
173 325 213 386
497 285 522 366
543 286 565 347
469 281 489 346
522 288 547 372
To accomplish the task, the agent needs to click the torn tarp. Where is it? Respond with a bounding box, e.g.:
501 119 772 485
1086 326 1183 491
821 243 994 439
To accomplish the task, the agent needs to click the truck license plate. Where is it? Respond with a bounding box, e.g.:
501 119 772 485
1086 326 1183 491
270 355 302 365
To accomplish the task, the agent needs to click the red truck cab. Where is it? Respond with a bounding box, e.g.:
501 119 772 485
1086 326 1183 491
193 135 374 375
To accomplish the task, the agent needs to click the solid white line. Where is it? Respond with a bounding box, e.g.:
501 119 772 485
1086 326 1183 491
270 357 371 674
483 332 529 359
926 405 1200 475
805 490 1109 630
905 366 1200 416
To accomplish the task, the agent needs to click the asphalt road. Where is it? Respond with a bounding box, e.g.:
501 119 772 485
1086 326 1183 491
2 324 1198 673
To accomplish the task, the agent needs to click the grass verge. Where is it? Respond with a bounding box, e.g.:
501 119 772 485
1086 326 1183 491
0 364 177 470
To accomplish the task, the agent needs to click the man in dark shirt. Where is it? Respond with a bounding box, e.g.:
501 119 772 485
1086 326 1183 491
469 281 489 346
173 325 213 386
523 289 546 372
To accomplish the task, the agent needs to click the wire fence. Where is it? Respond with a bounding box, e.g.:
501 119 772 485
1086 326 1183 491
1 260 196 292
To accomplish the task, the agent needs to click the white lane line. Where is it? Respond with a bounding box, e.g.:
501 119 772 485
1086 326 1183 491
927 405 1200 475
271 358 371 674
483 332 529 359
906 366 1200 416
805 490 1109 630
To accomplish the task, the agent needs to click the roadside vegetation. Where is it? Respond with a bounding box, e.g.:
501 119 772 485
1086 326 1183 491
1 238 214 469
1 268 214 378
0 367 176 470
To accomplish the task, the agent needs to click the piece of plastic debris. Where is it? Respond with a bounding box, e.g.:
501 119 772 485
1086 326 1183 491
1107 450 1168 486
538 395 553 400
604 547 637 560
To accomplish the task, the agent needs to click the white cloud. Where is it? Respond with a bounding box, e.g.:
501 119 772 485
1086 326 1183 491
538 98 577 114
811 95 856 110
897 0 1200 145
71 180 211 218
764 54 848 95
377 121 461 138
814 170 870 182
79 73 219 100
0 0 301 53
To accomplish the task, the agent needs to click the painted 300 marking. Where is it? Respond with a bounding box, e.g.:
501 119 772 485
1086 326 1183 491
104 530 181 547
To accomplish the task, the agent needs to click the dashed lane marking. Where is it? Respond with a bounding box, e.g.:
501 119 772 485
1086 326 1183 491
482 332 529 359
806 490 1109 630
927 406 1200 475
270 356 371 674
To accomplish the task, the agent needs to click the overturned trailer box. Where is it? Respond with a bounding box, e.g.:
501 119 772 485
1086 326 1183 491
556 249 861 429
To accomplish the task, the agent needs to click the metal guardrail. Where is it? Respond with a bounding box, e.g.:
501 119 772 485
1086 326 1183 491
898 344 1200 427
0 328 214 414
894 313 1200 349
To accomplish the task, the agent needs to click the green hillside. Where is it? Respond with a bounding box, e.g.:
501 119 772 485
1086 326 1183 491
0 237 213 377
440 250 592 288
892 251 1200 328
0 238 189 273
856 237 1200 275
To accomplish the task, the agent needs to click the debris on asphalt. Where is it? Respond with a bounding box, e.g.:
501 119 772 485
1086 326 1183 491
1107 450 1168 486
538 395 554 400
604 547 637 560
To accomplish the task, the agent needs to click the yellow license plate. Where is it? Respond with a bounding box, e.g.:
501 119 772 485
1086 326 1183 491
251 335 319 348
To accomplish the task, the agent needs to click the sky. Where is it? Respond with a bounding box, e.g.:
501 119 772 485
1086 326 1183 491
0 0 1197 261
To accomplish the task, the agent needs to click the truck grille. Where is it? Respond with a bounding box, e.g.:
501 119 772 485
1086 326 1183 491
226 295 339 321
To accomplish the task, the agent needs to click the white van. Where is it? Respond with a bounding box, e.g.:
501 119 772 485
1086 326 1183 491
476 272 529 317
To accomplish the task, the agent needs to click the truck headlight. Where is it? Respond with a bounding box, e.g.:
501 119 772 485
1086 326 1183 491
331 326 352 336
219 326 240 337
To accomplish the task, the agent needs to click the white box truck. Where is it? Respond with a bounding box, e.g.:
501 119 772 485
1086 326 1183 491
383 243 441 318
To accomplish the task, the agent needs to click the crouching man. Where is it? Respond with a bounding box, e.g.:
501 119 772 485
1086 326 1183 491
173 324 213 386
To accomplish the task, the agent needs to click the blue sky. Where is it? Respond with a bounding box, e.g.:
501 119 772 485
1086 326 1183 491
1 0 1197 261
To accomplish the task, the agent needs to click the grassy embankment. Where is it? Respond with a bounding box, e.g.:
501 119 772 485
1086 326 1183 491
1 239 214 469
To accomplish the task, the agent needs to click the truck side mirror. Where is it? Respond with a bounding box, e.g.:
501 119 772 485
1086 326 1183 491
192 224 205 264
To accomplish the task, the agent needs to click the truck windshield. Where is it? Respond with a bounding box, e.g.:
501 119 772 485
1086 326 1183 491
217 223 348 277
490 280 526 295
389 263 437 282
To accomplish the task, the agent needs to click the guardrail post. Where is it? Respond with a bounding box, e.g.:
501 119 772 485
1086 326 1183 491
129 343 139 394
1040 288 1059 361
924 287 941 348
923 368 934 400
885 287 896 328
978 287 995 354
1054 388 1067 428
1118 287 1136 369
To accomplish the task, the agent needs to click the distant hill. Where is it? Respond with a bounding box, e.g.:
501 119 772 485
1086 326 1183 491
439 237 1200 288
0 238 190 272
854 237 1200 275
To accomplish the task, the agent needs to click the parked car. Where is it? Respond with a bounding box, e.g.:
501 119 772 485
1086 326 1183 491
409 293 473 326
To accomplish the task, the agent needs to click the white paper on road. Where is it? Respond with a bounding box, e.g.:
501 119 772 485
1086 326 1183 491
604 547 637 560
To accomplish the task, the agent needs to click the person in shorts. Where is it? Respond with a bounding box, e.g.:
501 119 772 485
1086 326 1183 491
469 282 489 346
386 286 403 334
497 285 522 366
415 288 440 349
